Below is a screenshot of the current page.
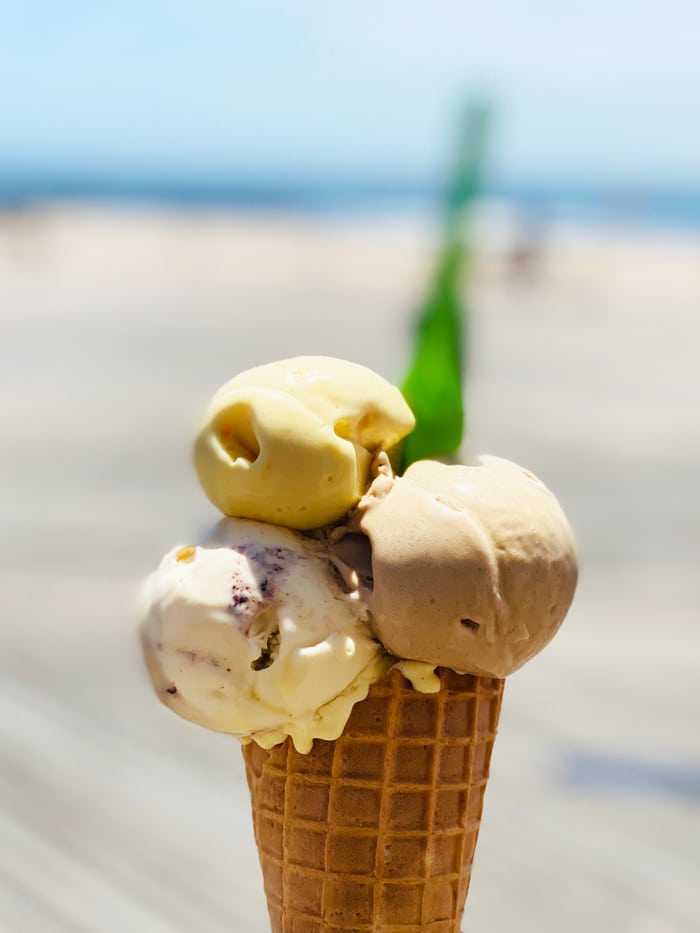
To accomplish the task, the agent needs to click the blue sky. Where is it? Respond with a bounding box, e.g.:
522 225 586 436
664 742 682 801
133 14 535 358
3 1 700 186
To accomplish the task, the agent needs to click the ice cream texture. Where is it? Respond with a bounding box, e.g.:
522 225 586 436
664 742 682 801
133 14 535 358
143 354 577 742
193 356 415 530
339 454 578 678
141 518 388 752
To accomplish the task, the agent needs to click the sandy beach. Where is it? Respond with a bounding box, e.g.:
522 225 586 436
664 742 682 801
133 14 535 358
1 205 699 932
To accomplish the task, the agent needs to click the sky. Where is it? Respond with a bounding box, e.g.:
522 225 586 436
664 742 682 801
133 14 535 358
2 1 700 188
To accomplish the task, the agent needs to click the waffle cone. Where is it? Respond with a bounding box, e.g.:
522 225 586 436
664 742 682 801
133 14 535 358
243 667 504 932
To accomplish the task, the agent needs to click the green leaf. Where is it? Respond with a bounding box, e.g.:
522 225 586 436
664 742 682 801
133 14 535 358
401 99 490 468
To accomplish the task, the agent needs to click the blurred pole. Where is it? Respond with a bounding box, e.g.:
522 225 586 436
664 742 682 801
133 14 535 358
401 99 491 467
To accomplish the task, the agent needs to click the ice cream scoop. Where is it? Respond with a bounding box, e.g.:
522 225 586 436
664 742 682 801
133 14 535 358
141 517 388 752
193 357 415 530
336 455 577 678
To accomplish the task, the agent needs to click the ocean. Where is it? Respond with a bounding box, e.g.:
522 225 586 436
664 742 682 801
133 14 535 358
2 170 700 231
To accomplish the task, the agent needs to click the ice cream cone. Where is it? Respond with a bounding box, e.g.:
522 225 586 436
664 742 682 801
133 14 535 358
243 667 504 932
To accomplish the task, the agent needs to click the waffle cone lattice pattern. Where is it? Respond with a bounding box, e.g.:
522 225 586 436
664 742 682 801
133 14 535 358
243 668 504 932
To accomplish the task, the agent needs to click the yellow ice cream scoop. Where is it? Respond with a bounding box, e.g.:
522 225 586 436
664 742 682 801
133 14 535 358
193 356 415 529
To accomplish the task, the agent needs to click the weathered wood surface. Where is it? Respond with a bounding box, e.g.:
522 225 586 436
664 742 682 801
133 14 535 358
1 209 698 932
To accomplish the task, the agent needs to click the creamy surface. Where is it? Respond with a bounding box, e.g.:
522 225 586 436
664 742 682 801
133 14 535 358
193 356 414 530
141 518 387 752
145 355 578 744
351 455 578 678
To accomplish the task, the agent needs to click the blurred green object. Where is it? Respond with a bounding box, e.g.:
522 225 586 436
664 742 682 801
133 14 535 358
401 100 490 467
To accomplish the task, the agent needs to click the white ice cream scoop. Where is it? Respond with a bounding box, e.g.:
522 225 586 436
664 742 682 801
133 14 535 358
141 518 387 752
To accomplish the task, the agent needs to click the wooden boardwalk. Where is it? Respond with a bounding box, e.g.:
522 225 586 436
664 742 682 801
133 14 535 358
1 209 698 932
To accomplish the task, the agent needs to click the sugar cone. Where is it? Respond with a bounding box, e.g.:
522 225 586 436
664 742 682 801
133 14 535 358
243 668 504 932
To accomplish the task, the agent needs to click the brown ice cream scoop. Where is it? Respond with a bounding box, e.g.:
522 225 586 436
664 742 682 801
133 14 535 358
343 456 577 678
